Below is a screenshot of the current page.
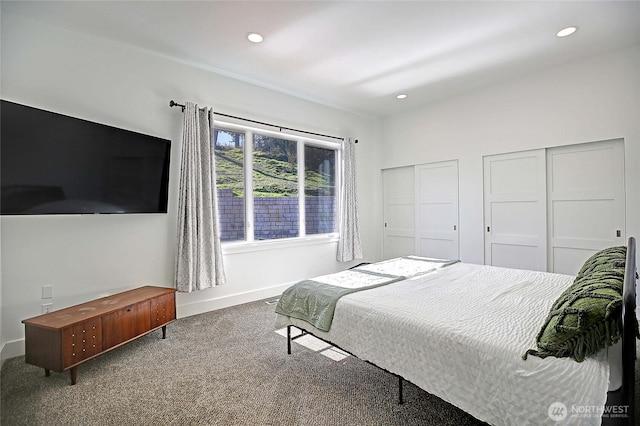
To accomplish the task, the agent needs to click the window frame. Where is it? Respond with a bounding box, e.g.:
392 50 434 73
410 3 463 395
214 120 341 254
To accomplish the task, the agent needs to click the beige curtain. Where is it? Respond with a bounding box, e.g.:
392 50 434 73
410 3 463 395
336 137 363 262
175 102 225 292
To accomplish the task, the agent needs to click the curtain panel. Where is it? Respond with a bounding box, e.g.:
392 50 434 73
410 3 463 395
175 102 226 292
337 137 363 262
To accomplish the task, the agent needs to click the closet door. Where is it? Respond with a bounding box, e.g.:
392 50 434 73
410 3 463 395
547 140 625 274
483 150 547 271
415 160 459 259
382 166 415 259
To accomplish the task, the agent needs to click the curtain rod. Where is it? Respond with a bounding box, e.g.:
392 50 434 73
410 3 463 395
169 100 355 143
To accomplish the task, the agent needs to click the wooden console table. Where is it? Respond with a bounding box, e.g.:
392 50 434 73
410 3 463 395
22 286 176 385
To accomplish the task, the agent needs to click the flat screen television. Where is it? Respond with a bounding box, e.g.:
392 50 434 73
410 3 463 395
1 100 171 215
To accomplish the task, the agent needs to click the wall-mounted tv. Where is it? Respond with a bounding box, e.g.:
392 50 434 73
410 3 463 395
1 100 171 215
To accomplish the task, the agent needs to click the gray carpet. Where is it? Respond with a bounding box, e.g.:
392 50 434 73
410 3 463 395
0 299 637 426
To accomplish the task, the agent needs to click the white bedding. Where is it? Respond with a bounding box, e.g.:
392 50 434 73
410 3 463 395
310 256 456 289
276 262 616 426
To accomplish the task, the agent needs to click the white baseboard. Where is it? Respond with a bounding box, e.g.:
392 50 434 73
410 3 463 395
1 339 25 363
1 283 291 360
176 282 291 319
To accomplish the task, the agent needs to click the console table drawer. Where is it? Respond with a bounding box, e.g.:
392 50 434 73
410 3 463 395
102 301 151 349
62 319 102 367
150 293 176 329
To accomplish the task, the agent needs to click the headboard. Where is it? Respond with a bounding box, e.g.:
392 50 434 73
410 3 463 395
621 236 637 424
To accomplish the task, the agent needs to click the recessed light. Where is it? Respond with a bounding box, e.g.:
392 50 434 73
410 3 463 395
247 32 264 43
557 26 578 37
396 94 408 99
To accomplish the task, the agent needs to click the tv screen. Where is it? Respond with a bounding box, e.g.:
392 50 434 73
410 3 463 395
1 100 171 215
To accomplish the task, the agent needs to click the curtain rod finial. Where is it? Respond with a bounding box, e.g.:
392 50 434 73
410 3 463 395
169 100 185 112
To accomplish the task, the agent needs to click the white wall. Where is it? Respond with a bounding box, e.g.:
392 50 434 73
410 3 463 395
4 10 636 362
381 45 640 266
0 13 382 359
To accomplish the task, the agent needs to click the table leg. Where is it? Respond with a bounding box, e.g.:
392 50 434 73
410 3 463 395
44 368 50 377
162 325 167 339
70 366 78 385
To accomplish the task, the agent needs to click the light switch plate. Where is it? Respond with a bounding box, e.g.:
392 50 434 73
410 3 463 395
42 285 53 299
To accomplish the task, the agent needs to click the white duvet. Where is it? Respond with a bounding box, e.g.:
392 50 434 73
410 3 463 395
276 262 615 426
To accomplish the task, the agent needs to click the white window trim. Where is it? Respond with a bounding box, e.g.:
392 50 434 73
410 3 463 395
214 120 341 252
215 120 340 150
221 233 339 255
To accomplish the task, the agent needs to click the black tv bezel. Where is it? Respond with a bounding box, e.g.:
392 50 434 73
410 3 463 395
1 99 172 216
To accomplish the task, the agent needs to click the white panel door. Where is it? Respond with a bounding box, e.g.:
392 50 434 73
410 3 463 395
547 140 625 274
382 166 415 259
483 150 547 271
415 160 459 259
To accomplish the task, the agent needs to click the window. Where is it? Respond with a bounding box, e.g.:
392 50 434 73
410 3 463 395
253 135 299 240
305 145 336 235
214 129 245 242
214 123 340 244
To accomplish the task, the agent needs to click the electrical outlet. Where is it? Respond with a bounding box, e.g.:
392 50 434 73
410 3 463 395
42 303 53 314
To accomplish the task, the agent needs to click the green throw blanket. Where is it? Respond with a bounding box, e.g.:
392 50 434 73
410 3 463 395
275 273 404 332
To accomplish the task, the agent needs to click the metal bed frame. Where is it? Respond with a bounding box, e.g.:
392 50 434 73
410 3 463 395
285 237 637 425
287 324 407 404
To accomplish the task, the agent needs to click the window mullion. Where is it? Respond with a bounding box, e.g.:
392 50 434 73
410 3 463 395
298 140 305 238
336 147 342 236
245 130 254 242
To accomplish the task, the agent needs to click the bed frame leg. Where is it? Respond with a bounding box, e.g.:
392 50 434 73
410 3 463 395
287 325 292 355
398 375 404 404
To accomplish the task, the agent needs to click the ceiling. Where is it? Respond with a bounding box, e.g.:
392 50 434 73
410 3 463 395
3 1 639 118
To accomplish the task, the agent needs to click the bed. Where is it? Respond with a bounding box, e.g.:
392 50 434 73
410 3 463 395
275 238 637 426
